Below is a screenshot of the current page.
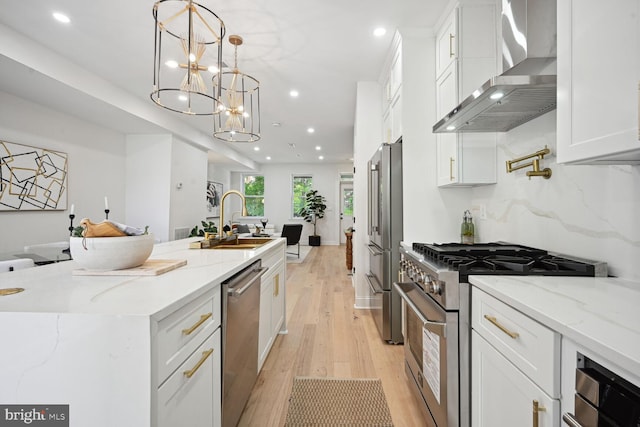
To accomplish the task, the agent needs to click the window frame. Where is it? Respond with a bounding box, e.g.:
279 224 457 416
291 174 313 219
241 174 265 217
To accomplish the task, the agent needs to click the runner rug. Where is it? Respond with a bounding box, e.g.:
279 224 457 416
284 377 394 426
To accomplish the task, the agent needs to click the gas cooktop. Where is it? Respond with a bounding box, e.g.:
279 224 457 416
410 242 607 279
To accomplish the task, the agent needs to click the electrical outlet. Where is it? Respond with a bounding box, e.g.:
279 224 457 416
479 204 487 220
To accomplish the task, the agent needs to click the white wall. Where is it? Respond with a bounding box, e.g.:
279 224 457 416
0 91 127 253
227 162 352 245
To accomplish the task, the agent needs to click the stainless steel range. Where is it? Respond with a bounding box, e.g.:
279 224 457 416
394 242 607 427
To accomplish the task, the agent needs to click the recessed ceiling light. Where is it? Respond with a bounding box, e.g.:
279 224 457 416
288 143 296 149
289 90 299 98
254 146 260 151
266 156 271 160
318 155 324 160
373 27 386 37
315 146 321 151
307 127 315 134
165 60 179 68
272 122 282 127
53 12 70 24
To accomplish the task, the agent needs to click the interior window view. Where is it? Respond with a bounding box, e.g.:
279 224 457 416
1 0 640 426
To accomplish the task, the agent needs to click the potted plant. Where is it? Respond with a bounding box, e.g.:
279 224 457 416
189 220 217 237
298 190 327 246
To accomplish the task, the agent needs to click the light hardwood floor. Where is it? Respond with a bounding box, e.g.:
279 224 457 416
238 245 427 426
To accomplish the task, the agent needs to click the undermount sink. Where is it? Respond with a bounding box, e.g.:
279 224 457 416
213 238 273 250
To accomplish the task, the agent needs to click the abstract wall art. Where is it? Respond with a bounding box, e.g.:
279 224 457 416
207 181 222 217
0 140 68 211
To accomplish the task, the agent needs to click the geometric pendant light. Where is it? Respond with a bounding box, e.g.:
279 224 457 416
213 35 261 142
151 0 225 115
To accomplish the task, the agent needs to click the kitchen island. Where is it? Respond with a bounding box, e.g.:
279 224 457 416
0 237 286 427
469 275 640 426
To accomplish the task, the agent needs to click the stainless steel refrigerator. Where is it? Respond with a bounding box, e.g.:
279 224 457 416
366 140 403 344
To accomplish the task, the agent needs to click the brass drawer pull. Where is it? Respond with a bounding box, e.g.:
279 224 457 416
449 157 455 181
532 400 546 427
182 313 213 335
449 33 455 57
183 348 213 378
484 314 520 339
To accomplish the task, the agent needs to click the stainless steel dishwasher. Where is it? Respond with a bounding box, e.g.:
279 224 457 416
221 259 267 427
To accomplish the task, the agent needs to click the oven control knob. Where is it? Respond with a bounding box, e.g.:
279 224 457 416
431 280 443 295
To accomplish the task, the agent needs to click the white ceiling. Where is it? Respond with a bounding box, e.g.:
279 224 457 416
0 0 447 169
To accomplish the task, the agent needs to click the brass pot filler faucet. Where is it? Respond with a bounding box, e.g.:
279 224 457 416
506 146 552 179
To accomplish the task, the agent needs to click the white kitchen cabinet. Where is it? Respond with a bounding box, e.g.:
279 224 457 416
155 287 222 427
258 244 287 370
557 0 640 164
157 329 221 427
434 3 498 187
435 8 457 80
381 33 403 144
471 287 561 427
472 331 560 427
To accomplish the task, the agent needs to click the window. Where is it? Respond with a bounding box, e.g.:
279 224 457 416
292 175 313 218
242 174 264 216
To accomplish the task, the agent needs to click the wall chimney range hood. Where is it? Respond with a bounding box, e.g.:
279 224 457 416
433 0 557 133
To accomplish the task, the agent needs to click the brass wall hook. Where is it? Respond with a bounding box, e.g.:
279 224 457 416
506 146 552 179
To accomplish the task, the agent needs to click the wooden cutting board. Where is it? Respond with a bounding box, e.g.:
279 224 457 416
73 259 187 276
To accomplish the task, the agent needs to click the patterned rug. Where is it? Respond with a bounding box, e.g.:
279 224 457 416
285 377 394 426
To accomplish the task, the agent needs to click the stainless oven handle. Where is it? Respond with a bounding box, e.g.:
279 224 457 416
365 274 383 294
562 413 583 427
367 244 383 256
396 284 447 338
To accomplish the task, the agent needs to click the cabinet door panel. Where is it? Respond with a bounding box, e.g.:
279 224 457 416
557 0 640 163
436 9 458 79
158 329 220 427
472 331 560 427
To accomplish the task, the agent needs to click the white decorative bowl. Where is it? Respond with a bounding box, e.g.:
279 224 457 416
70 234 154 271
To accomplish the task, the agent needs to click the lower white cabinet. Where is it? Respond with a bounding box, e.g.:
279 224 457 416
472 331 560 427
258 246 286 370
471 287 560 426
157 329 221 427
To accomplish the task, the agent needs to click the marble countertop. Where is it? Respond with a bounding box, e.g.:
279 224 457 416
0 237 285 319
469 275 640 376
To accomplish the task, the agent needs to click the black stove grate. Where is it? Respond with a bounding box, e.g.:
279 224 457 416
412 242 598 278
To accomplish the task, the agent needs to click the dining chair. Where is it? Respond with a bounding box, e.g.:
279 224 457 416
280 224 303 258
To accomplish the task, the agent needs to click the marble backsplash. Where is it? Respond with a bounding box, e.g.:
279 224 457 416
471 113 640 280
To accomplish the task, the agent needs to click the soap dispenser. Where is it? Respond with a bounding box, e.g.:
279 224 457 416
461 210 475 245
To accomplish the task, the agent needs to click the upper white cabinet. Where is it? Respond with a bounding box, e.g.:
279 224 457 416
557 0 640 164
435 10 458 79
382 35 403 144
435 3 498 186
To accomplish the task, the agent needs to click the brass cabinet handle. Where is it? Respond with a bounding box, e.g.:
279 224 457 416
484 315 520 339
183 348 214 378
182 313 213 335
449 157 455 181
449 33 455 57
532 400 546 427
274 274 279 297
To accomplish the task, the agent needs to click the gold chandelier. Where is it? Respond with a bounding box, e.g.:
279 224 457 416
151 0 225 115
213 35 261 142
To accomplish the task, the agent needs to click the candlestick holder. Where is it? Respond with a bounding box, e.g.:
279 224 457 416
105 209 110 220
68 214 76 236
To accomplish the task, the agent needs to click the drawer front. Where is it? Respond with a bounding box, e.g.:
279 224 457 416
157 287 221 381
157 329 221 427
261 243 284 269
472 287 560 397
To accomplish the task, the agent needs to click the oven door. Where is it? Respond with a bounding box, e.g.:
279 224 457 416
395 282 459 427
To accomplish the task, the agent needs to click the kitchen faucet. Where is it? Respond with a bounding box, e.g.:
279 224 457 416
219 190 248 238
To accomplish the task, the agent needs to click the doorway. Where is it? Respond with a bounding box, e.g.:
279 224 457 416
339 181 354 244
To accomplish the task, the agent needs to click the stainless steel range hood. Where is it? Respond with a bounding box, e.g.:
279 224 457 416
433 0 557 133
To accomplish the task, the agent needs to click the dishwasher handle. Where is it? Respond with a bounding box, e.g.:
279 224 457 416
227 267 268 297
